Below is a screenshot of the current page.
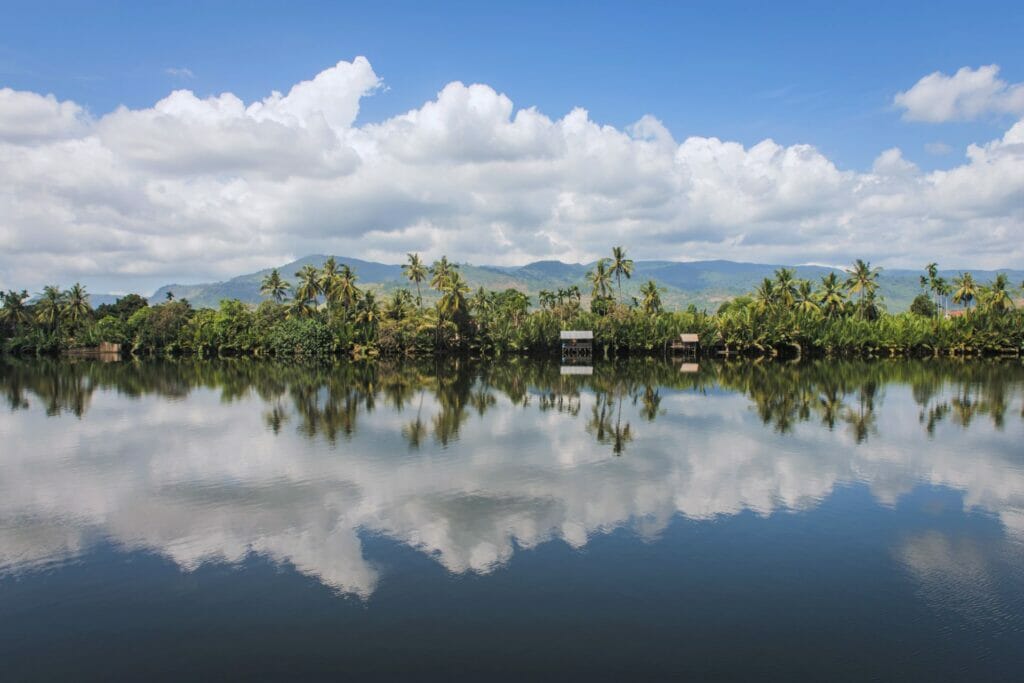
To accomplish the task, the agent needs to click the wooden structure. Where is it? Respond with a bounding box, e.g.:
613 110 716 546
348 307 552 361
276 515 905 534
669 333 700 359
561 330 593 361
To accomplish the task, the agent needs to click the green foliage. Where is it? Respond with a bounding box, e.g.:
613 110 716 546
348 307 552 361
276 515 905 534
910 294 938 317
4 256 1023 359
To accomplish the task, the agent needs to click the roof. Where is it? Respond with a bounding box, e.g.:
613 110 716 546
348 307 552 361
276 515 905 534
679 333 699 343
560 330 593 340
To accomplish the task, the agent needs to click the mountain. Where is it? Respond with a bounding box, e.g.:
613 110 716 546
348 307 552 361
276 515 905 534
149 256 1024 312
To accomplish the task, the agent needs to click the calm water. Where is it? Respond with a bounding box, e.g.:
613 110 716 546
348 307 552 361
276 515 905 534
1 357 1023 680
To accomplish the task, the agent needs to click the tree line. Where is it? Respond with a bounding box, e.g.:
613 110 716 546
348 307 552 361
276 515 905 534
2 248 1022 358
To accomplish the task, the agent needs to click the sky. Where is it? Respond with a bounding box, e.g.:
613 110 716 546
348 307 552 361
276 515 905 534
1 0 1023 294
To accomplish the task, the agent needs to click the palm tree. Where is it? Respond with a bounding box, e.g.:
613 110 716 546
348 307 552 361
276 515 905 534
753 278 776 314
773 268 798 308
921 262 940 315
952 272 978 309
795 280 819 316
845 259 880 319
35 285 65 331
0 289 31 331
610 246 634 303
438 271 470 320
331 265 360 311
430 256 458 291
288 295 316 318
63 283 91 326
320 257 341 303
402 253 428 307
295 265 322 306
260 269 291 303
639 280 662 315
354 292 380 340
982 273 1014 314
586 258 613 300
817 272 846 319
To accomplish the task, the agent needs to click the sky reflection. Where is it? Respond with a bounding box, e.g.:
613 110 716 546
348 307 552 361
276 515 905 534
1 358 1022 597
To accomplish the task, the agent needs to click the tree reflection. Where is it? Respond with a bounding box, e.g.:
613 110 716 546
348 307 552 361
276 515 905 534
2 356 1022 453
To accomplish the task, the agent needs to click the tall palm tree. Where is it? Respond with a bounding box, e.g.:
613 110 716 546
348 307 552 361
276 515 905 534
982 273 1014 314
920 262 940 314
952 272 978 309
354 292 380 340
817 272 846 319
320 257 341 303
332 265 360 311
639 280 662 315
430 256 458 291
35 285 65 331
295 265 322 305
260 268 291 303
795 280 819 316
63 283 91 326
773 268 798 308
610 246 634 303
438 271 470 320
0 289 31 331
845 259 880 319
586 258 613 300
753 278 776 314
402 253 428 307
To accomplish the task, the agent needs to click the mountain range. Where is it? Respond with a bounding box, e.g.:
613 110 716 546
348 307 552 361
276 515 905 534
136 256 1024 313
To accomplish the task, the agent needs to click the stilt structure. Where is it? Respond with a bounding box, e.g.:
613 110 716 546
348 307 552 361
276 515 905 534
669 333 700 360
561 330 593 363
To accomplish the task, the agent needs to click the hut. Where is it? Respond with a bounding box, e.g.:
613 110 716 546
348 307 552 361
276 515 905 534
669 333 700 359
560 330 593 361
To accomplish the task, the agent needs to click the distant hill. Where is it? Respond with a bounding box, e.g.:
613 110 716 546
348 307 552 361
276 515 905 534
149 257 1024 313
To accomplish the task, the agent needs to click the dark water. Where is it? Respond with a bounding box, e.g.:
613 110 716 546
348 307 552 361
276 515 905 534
1 357 1023 681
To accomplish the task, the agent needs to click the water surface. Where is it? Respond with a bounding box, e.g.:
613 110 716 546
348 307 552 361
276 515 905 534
2 358 1023 680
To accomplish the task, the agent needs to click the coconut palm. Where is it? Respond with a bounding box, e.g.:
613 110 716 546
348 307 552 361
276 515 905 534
0 289 31 331
817 272 846 319
63 283 91 326
320 257 341 302
845 259 880 319
610 246 634 303
773 268 798 308
331 265 360 311
35 285 65 331
795 280 819 316
354 292 381 339
639 280 663 315
294 265 322 305
982 273 1014 314
384 289 415 321
402 253 428 307
260 269 291 303
586 258 613 300
952 272 978 309
753 278 776 314
430 256 458 291
438 271 470 320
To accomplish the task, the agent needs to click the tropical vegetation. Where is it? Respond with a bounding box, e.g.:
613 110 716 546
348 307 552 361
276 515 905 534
2 249 1022 359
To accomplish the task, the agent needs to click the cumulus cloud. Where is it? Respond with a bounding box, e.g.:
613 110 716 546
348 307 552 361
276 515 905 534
1 58 1023 293
894 64 1024 122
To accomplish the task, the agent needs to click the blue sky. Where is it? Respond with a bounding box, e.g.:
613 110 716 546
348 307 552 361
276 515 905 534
1 1 1023 293
3 0 1021 170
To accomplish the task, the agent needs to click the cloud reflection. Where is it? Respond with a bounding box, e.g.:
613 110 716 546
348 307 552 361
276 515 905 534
0 358 1021 597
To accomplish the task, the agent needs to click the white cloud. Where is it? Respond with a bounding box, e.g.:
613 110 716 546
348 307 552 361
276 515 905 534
164 67 194 79
925 141 952 156
1 58 1023 293
894 64 1024 122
